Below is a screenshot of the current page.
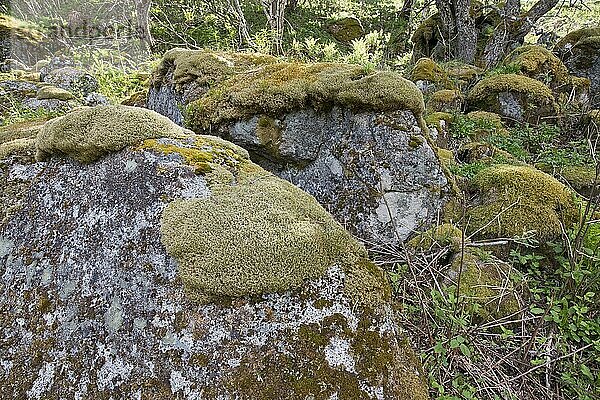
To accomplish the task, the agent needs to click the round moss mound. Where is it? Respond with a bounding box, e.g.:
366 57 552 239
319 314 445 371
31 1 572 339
409 57 453 89
467 74 556 121
160 172 384 303
407 223 463 252
504 45 570 86
35 105 185 163
467 165 578 241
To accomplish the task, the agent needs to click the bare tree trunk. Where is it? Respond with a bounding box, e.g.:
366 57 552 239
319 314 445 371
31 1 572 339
455 0 477 63
134 0 153 51
434 0 477 63
260 0 288 55
229 0 256 50
482 0 521 68
482 0 559 68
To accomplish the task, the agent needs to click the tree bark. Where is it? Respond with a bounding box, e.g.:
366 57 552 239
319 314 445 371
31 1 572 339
434 0 477 63
135 0 154 51
260 0 288 55
482 0 559 67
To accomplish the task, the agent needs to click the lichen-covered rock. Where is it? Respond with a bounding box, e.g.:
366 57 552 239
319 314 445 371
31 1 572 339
148 50 449 245
555 28 600 106
0 109 429 399
42 66 99 97
467 74 557 122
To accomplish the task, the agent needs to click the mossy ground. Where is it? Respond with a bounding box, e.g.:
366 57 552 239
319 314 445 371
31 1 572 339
451 249 522 321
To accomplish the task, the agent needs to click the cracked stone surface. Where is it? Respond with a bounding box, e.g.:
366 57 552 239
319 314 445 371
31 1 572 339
0 142 428 399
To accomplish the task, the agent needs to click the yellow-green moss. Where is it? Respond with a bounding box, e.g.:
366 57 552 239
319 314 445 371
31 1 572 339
0 137 35 159
555 27 600 52
427 89 462 112
451 249 522 321
0 119 46 144
0 14 43 43
153 48 278 87
557 165 598 197
185 58 424 130
160 172 387 305
504 45 570 85
36 86 74 101
35 105 185 163
12 69 41 82
467 165 578 241
407 223 463 252
326 16 364 43
425 111 453 131
466 111 504 129
468 73 554 104
409 57 454 89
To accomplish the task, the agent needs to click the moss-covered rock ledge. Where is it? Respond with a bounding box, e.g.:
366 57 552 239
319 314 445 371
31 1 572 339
148 49 448 246
0 105 429 399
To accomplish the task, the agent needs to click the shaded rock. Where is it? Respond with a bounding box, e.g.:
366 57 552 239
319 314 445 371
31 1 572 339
409 57 454 94
0 108 429 399
0 14 43 66
83 92 110 106
43 66 98 97
21 97 74 113
555 28 600 106
467 74 557 123
37 56 76 80
148 50 450 245
326 17 364 43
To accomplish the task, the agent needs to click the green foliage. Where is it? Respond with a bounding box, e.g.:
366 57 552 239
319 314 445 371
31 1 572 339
71 49 155 103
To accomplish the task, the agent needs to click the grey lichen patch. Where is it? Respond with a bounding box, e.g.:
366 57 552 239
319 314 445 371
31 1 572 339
160 172 386 305
35 105 186 163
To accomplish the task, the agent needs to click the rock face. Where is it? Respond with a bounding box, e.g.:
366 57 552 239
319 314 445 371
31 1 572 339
0 107 429 399
555 28 600 106
148 49 450 245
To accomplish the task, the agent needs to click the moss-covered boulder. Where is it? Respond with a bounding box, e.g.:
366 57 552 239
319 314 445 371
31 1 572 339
407 223 464 253
0 107 430 399
467 74 557 123
35 105 186 163
463 165 579 241
326 16 364 43
448 249 523 322
555 27 600 105
0 14 43 67
409 57 454 93
149 49 450 245
426 89 463 113
36 85 74 101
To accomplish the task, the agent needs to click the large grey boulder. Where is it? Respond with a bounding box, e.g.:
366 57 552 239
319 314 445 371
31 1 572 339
148 49 450 245
0 106 429 399
43 66 99 97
